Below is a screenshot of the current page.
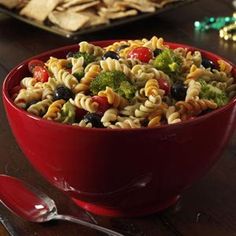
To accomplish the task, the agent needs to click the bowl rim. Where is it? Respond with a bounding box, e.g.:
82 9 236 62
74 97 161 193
2 39 236 132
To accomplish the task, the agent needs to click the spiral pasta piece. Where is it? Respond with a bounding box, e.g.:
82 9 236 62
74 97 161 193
166 106 181 124
74 120 92 128
185 80 201 101
73 64 101 94
144 79 159 97
118 38 148 58
132 88 147 103
100 58 131 77
101 108 118 127
148 103 168 120
71 57 84 75
43 99 65 120
176 99 218 116
42 77 61 100
108 118 141 129
209 81 227 90
27 99 52 116
143 36 166 50
105 40 129 52
226 82 236 99
218 59 232 75
79 41 104 57
211 69 231 82
14 88 42 108
46 57 68 71
51 66 78 90
20 77 37 88
80 64 101 86
98 87 128 108
71 93 98 113
119 58 141 68
186 64 212 81
131 64 155 87
182 50 202 69
134 95 162 118
148 115 162 127
120 103 141 116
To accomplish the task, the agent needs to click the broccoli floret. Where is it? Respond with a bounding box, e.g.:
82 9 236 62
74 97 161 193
73 71 85 82
90 71 136 100
73 52 95 66
117 81 136 100
198 79 228 107
60 101 76 124
153 49 183 76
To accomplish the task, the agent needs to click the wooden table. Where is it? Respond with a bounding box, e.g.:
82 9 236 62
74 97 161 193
0 0 235 235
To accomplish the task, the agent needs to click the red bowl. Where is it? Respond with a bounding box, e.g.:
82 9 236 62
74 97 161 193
2 40 236 217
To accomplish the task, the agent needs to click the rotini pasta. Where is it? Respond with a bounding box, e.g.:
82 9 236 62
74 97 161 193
143 36 166 51
71 57 84 75
14 88 42 108
185 80 201 101
176 99 217 116
101 108 118 127
108 118 141 129
43 99 65 120
166 106 181 124
79 41 104 57
134 95 162 118
98 87 128 108
12 36 235 129
51 66 78 90
20 77 37 88
71 93 98 113
100 58 131 77
27 99 52 116
144 79 159 97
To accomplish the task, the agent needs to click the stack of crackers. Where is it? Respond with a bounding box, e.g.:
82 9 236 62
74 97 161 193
0 0 183 32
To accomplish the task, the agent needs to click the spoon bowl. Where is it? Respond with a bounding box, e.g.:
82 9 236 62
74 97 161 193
0 175 123 236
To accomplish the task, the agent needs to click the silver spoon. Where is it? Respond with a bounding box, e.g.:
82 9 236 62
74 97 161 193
0 174 124 236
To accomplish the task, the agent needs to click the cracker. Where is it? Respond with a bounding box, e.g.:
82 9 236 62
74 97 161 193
48 10 89 31
115 1 156 13
67 1 100 12
20 0 61 22
61 0 94 9
99 9 138 20
0 0 20 9
102 0 116 7
80 10 109 27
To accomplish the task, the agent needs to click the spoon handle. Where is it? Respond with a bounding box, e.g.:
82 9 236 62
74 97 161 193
53 214 124 236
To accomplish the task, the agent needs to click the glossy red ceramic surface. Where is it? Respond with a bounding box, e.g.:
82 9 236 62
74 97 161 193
2 41 236 217
0 175 51 222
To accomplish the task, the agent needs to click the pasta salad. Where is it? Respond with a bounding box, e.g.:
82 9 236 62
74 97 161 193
11 36 236 128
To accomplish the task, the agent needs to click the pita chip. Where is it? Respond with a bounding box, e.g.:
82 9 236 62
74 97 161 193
61 0 94 9
80 10 109 27
99 9 138 20
67 1 100 13
20 0 61 22
0 0 20 9
48 10 89 31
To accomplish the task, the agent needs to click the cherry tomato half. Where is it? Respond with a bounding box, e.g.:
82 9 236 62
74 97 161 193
92 96 110 114
33 66 49 83
28 59 45 73
157 78 170 95
128 47 153 63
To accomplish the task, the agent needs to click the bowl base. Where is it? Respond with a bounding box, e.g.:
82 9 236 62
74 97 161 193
72 195 180 217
